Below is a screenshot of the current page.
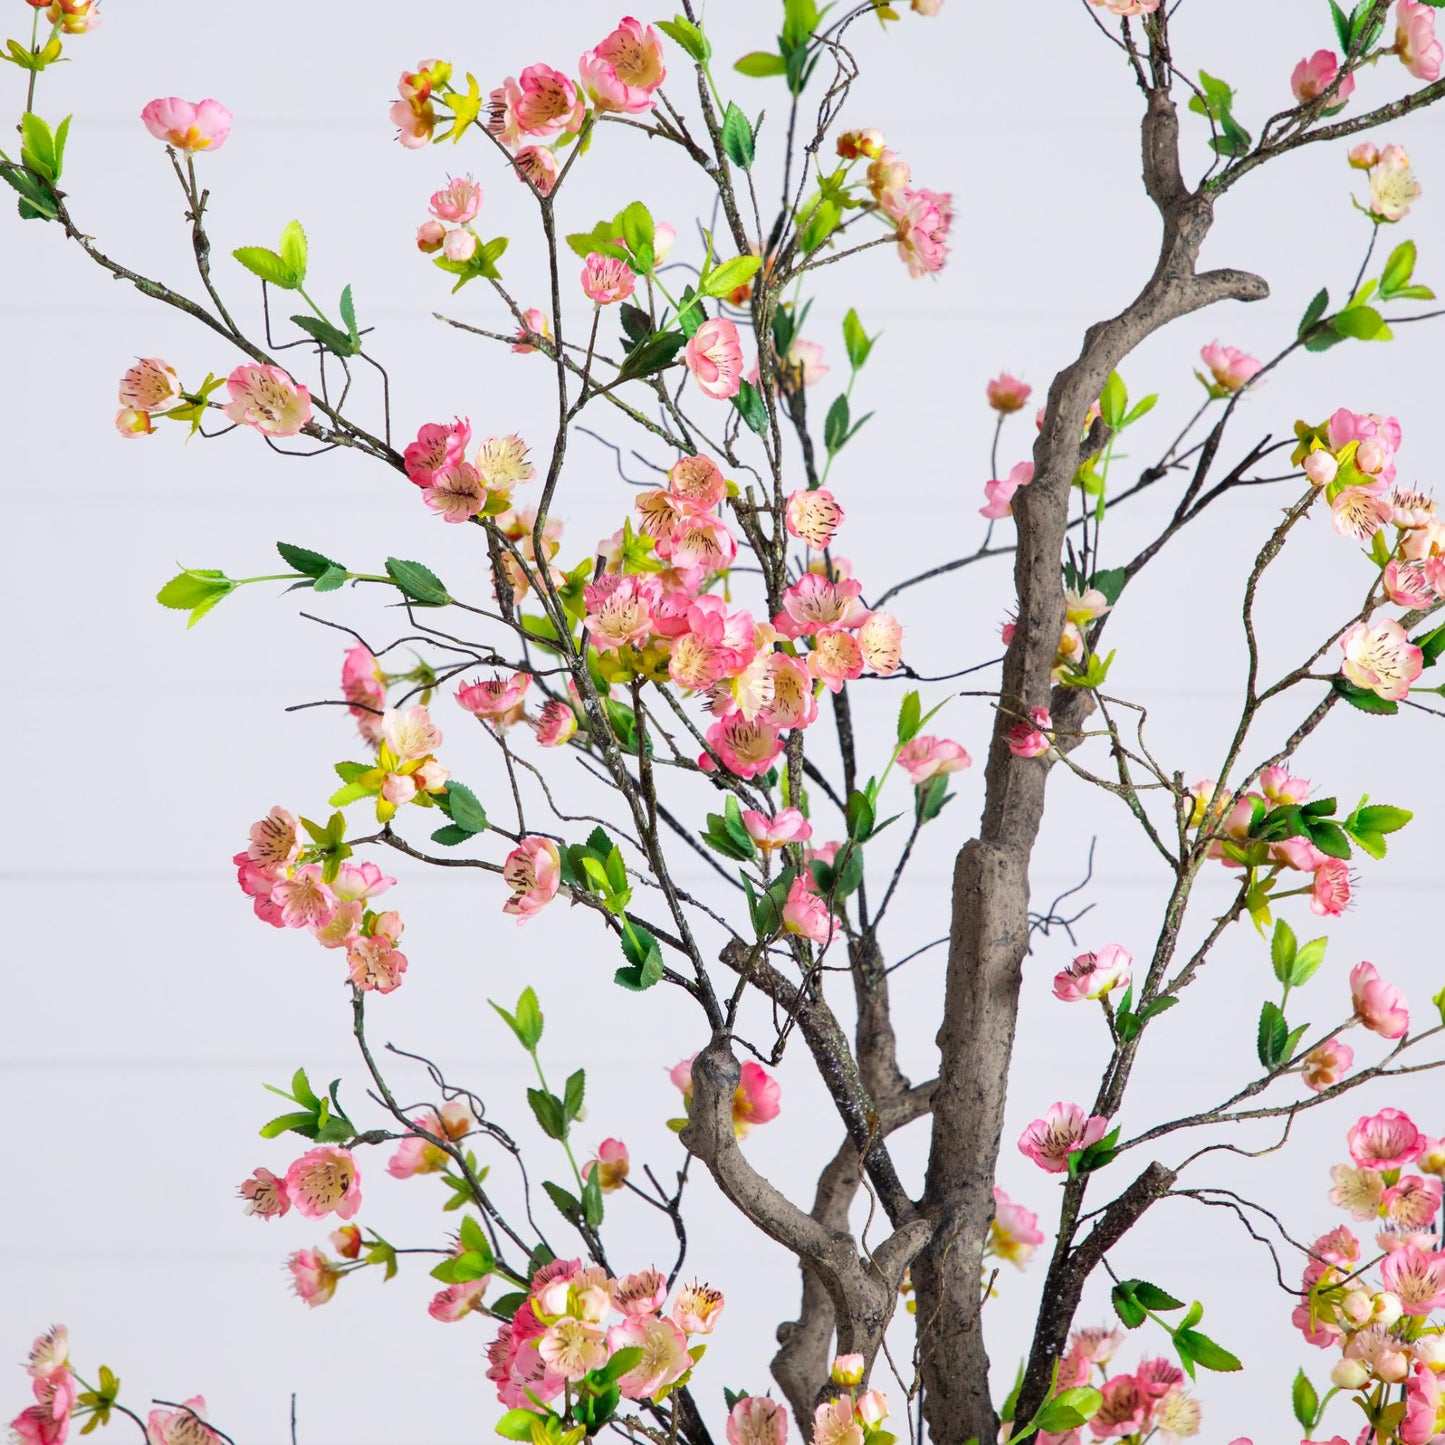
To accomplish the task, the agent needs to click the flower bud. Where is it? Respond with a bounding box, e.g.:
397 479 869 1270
856 1391 889 1428
1331 1358 1370 1390
1357 438 1387 475
1373 1291 1403 1328
1412 1335 1445 1369
837 128 885 160
1348 142 1380 169
653 222 676 266
115 407 155 438
1378 1349 1411 1384
831 1354 865 1386
443 228 478 263
1342 1289 1374 1326
1302 451 1338 487
416 220 446 253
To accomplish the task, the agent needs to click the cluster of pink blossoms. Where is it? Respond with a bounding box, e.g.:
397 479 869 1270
669 1054 781 1139
9 1327 74 1445
487 1259 721 1410
1296 409 1437 702
114 356 183 439
1289 1109 1445 1445
113 354 313 441
1186 764 1356 914
727 1354 895 1445
861 133 953 278
233 807 411 994
1046 1327 1203 1443
415 173 486 261
1352 142 1424 222
402 414 536 523
239 1144 362 1226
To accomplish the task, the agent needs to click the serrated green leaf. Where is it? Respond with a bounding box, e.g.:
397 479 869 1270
734 50 788 77
1098 371 1127 429
733 378 769 435
897 690 922 744
339 284 359 341
843 308 874 370
1298 286 1330 338
701 254 762 298
1175 1329 1242 1373
721 102 755 169
445 781 489 835
1257 1000 1289 1067
656 16 711 62
1292 1370 1319 1432
276 541 342 578
384 557 451 606
1333 305 1388 340
279 220 308 287
233 245 298 289
1291 937 1328 988
1332 675 1398 714
1271 917 1297 985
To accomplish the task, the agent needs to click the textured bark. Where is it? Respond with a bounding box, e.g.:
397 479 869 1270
913 77 1268 1445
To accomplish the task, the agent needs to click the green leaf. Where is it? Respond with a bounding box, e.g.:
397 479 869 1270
339 283 359 342
1270 917 1297 985
445 781 489 836
1298 286 1330 338
1292 1370 1319 1432
528 1088 567 1141
619 303 652 349
279 220 308 287
619 199 656 273
733 379 769 435
1380 240 1417 298
155 567 236 627
734 50 788 77
721 102 755 169
430 824 475 847
1089 567 1128 607
19 112 56 182
290 313 359 357
616 924 665 991
1332 675 1398 715
1 160 58 220
1291 937 1328 988
1133 1281 1187 1311
1122 393 1158 426
1112 1280 1147 1329
1414 622 1445 669
1329 0 1353 48
897 690 922 744
563 1069 586 1123
916 773 952 824
1257 1000 1289 1068
1035 1388 1104 1435
656 15 711 62
842 308 874 370
312 565 347 592
1098 371 1127 429
233 245 298 289
799 197 840 253
276 541 342 578
495 1409 545 1441
1333 305 1389 340
1175 1329 1243 1373
384 557 451 606
1305 817 1352 860
617 328 687 382
846 789 876 842
582 1167 605 1229
701 254 762 298
824 394 850 453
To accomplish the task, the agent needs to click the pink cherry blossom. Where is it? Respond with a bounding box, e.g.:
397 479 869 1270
1018 1101 1109 1173
867 148 910 211
1402 1364 1445 1445
1331 487 1393 542
285 1146 361 1220
582 1138 630 1193
146 1397 221 1444
889 187 952 277
784 338 829 388
1199 341 1263 392
246 805 302 869
674 1278 728 1332
493 65 585 144
669 453 728 509
582 252 637 305
1351 961 1410 1037
685 317 745 400
1397 1 1444 82
287 1248 341 1308
141 97 232 152
808 626 866 693
390 96 434 149
456 671 531 723
857 611 904 675
606 1314 692 1399
118 357 182 414
222 363 311 437
781 874 839 944
270 866 337 930
1311 858 1352 917
1382 1245 1445 1315
668 1056 783 1140
786 488 846 549
513 307 551 354
1340 618 1424 701
347 929 409 993
743 807 812 850
990 1186 1044 1267
897 735 972 784
580 17 667 114
1368 143 1422 222
1089 0 1159 12
667 512 738 571
813 1397 864 1445
727 1397 790 1445
1385 1175 1443 1229
25 1328 70 1381
585 573 663 649
422 460 486 521
430 1279 487 1322
382 704 443 760
488 1313 566 1409
1301 1037 1354 1092
774 573 867 638
238 1166 290 1220
988 373 1032 413
981 460 1035 519
1330 1163 1386 1220
1089 1375 1149 1438
1292 50 1355 105
611 1268 667 1317
502 837 562 922
429 174 481 223
1303 450 1338 487
534 698 579 747
1053 943 1131 1002
404 416 472 487
514 145 561 196
701 712 784 779
1007 706 1053 758
538 1319 609 1381
1349 1108 1424 1170
342 645 387 744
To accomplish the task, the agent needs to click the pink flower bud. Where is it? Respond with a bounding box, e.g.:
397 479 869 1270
857 1391 890 1427
416 220 446 252
443 228 478 263
831 1354 865 1386
1331 1358 1370 1389
1357 438 1388 475
1349 142 1380 169
1343 1289 1374 1325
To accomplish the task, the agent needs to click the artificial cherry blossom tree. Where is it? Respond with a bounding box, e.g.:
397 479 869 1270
8 3 1445 1445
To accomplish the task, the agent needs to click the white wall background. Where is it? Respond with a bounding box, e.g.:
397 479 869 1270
3 2 1444 1442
